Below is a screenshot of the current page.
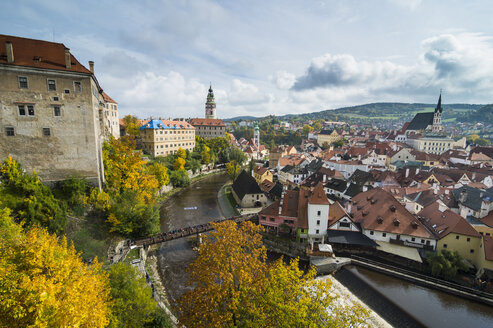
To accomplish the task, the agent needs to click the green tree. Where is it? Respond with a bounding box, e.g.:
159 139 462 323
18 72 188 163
106 190 160 238
108 262 172 328
302 124 313 136
230 147 247 165
426 249 468 280
170 170 190 187
176 147 187 159
332 139 345 148
0 156 67 234
313 121 322 131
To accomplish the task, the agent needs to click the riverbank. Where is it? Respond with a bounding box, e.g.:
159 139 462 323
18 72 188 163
322 275 392 328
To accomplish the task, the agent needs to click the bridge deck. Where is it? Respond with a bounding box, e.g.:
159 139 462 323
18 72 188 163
132 214 256 247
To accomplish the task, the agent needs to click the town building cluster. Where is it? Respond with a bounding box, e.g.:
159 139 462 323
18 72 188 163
230 96 493 278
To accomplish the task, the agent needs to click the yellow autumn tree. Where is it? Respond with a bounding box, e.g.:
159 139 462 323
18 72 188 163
148 162 170 188
173 157 186 171
0 207 112 327
177 221 368 327
176 147 187 159
103 137 159 204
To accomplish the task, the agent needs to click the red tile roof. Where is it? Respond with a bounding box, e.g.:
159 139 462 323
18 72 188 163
0 34 91 74
189 118 225 127
102 91 117 104
309 183 330 205
418 202 480 238
351 188 435 239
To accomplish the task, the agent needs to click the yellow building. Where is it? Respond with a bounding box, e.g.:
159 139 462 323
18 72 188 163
253 166 273 184
420 203 483 268
140 119 195 157
317 129 341 146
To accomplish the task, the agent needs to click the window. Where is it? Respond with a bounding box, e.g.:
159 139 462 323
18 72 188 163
316 220 320 225
316 229 319 234
18 105 26 116
470 249 474 254
370 231 374 235
28 105 34 116
269 218 275 222
382 233 387 237
261 216 266 221
443 244 447 248
74 81 82 93
64 89 70 94
317 211 321 216
5 127 14 136
53 106 61 117
456 236 459 240
47 79 56 91
42 128 51 137
339 221 350 228
18 76 28 88
411 237 415 242
467 238 470 242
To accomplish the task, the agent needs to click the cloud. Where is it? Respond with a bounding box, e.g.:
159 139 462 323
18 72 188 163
227 79 270 105
271 70 296 90
388 0 422 10
290 33 493 104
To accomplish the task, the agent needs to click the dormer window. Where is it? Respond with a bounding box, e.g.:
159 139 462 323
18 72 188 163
390 205 396 212
393 218 400 226
377 216 383 224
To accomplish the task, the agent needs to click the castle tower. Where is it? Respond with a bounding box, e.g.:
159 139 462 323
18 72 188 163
254 123 260 148
205 84 216 119
432 92 443 133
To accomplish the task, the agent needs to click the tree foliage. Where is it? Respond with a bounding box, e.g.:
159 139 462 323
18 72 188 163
173 157 186 171
427 249 468 280
0 210 112 327
148 163 170 188
177 221 368 327
169 170 190 187
226 161 241 181
0 156 67 234
122 115 141 137
108 262 171 328
229 147 247 165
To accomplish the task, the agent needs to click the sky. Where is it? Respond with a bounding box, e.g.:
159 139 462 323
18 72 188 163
2 0 493 119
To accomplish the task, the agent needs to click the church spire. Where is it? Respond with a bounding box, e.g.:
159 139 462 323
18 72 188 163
435 91 442 114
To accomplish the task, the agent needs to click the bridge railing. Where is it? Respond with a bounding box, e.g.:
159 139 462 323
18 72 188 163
132 213 257 247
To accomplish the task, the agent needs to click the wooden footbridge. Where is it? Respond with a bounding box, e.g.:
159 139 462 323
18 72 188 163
131 213 257 247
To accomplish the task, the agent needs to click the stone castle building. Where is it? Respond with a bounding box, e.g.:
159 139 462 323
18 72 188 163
102 91 120 139
189 84 226 139
0 34 109 186
140 119 195 157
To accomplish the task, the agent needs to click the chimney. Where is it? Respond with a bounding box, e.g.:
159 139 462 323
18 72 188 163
5 41 14 63
64 48 71 69
405 168 409 178
89 61 94 73
416 168 420 175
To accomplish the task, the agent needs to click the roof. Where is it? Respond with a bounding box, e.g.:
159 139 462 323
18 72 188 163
351 188 436 239
325 179 348 193
326 230 379 247
102 91 118 104
328 201 351 226
481 211 493 228
404 189 443 208
232 170 263 200
452 186 493 211
319 129 336 135
254 166 269 176
140 119 193 130
406 112 434 131
0 34 91 74
308 183 330 205
350 169 375 185
189 118 225 127
418 202 480 239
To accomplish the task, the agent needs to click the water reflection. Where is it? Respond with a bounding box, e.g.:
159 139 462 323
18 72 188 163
346 265 493 328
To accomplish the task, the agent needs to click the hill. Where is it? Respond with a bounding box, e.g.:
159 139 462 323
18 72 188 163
459 104 493 123
226 102 483 123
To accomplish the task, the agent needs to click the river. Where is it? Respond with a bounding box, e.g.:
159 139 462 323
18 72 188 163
156 173 493 327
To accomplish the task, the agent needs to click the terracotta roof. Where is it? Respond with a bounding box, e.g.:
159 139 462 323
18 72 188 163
254 166 269 176
418 202 480 238
328 201 351 226
102 91 117 104
309 183 330 205
481 211 493 228
189 118 225 127
0 34 91 74
484 236 493 261
351 188 436 239
258 179 275 193
278 156 305 167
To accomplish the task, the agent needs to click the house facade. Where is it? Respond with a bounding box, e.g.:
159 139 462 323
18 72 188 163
140 119 195 156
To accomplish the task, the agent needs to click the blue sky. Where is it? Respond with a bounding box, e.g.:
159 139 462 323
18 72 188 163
2 0 493 118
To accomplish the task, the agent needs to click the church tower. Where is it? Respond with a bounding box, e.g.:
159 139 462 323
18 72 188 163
432 92 443 133
205 84 216 119
254 123 260 148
